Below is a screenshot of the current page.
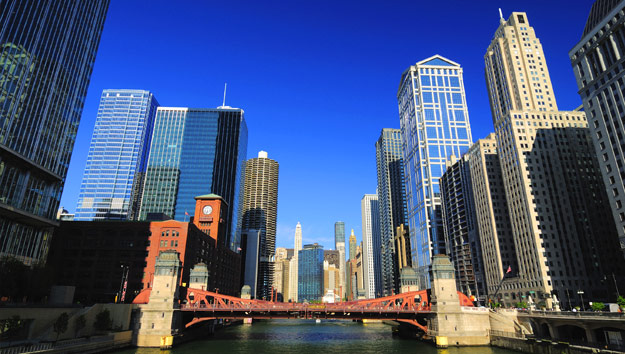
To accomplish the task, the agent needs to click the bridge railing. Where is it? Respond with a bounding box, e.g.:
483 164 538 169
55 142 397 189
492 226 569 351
522 310 625 319
180 302 430 312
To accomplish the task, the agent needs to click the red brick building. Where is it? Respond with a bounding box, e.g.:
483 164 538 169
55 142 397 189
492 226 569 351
48 195 240 304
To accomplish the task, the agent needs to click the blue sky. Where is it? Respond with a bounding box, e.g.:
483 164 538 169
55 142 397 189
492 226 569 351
60 0 594 250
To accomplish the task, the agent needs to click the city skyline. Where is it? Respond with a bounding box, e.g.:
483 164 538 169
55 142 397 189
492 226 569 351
58 1 595 250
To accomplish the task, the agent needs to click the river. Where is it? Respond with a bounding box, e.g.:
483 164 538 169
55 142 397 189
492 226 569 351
115 319 517 354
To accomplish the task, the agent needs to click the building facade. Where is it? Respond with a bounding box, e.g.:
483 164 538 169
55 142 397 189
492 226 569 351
375 128 407 295
439 154 486 300
75 90 159 221
0 1 109 264
397 55 474 288
288 222 302 301
334 221 346 299
484 11 625 306
570 0 625 258
466 134 518 298
349 229 357 260
138 106 247 251
48 195 241 304
361 194 381 298
298 243 324 302
237 151 279 300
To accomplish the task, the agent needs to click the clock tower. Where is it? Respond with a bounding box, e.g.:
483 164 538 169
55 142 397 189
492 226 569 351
192 194 227 243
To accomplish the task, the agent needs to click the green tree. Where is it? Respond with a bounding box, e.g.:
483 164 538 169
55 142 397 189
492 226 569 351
94 309 112 332
617 296 625 308
591 302 605 312
515 301 528 309
53 312 69 341
74 315 86 337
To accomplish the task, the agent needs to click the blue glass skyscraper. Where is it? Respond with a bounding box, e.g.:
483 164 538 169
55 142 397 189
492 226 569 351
397 55 473 288
298 243 324 302
0 1 109 264
139 106 247 250
75 90 159 221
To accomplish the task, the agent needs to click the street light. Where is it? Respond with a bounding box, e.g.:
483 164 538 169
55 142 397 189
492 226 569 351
577 290 585 311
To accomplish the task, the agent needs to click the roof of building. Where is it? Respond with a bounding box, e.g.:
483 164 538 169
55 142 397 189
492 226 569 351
195 194 224 200
583 0 622 37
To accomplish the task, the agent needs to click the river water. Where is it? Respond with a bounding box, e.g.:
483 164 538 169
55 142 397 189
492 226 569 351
116 319 517 354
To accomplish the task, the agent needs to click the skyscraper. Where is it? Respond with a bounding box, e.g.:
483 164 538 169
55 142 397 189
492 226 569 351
0 1 109 264
75 90 159 221
570 0 625 258
439 154 486 299
397 55 474 288
348 229 357 260
289 222 302 301
361 194 381 298
375 128 407 295
298 243 324 302
138 106 247 250
334 221 346 298
238 151 279 300
484 11 624 306
466 134 518 298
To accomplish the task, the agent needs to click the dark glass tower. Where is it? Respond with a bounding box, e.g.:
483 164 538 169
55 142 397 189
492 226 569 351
298 243 324 302
0 1 109 264
139 106 248 250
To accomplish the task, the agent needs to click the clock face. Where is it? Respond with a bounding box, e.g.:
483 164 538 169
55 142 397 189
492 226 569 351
202 205 213 215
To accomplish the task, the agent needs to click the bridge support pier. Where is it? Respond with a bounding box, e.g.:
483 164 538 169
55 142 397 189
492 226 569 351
135 251 183 348
428 255 490 347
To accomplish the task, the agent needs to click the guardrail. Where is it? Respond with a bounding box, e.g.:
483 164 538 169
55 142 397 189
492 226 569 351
520 310 625 319
490 329 526 339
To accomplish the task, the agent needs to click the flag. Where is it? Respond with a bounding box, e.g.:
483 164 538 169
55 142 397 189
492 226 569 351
506 265 512 274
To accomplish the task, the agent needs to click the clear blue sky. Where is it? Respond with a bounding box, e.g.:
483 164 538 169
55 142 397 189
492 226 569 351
60 0 595 250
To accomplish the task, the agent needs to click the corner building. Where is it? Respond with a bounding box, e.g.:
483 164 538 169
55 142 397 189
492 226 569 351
570 0 625 258
397 55 473 288
0 1 109 264
138 106 247 251
485 12 624 306
466 134 518 298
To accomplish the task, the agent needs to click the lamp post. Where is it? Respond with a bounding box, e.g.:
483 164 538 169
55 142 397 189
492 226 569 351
577 290 585 311
565 289 571 311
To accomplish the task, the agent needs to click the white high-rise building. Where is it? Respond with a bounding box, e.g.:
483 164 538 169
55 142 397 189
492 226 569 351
334 221 346 299
288 222 303 301
361 194 380 298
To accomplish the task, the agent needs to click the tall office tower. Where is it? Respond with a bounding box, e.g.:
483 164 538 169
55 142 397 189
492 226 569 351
334 221 346 298
348 229 357 260
375 128 407 295
570 0 625 258
466 134 518 298
355 243 365 299
485 11 624 306
439 154 486 299
289 222 303 301
397 55 474 288
138 106 247 250
238 151 279 301
0 1 109 264
298 243 324 302
361 194 381 298
75 90 159 221
273 247 289 300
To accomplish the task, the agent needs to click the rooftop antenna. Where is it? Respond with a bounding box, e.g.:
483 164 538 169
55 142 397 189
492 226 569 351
222 83 227 107
499 8 505 24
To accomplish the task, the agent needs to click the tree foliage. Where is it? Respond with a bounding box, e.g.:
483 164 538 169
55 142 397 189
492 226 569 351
591 302 605 312
94 309 112 332
0 256 54 302
617 296 625 308
53 313 69 341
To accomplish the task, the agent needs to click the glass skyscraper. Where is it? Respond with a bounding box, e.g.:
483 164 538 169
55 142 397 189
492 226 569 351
75 90 159 221
298 243 324 302
375 128 407 295
139 106 247 250
397 55 473 288
0 1 109 264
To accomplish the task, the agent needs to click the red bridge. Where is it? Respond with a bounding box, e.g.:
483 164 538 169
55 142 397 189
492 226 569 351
181 288 475 333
